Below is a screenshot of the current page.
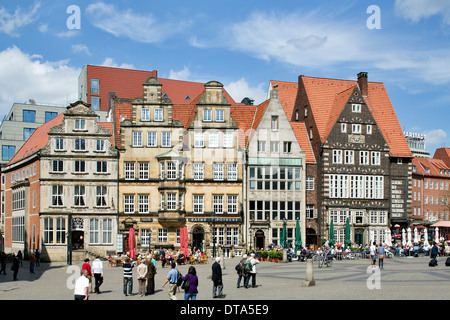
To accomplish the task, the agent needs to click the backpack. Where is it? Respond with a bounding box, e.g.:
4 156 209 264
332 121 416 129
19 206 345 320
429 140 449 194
235 263 242 272
176 270 183 286
429 258 437 267
244 261 252 273
181 275 190 291
446 257 450 267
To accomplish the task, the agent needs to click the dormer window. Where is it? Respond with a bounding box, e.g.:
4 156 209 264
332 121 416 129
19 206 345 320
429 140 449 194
216 110 224 122
203 110 212 122
74 119 86 130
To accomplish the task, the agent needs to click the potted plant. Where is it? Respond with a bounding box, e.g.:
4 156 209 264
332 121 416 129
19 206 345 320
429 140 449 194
261 251 268 261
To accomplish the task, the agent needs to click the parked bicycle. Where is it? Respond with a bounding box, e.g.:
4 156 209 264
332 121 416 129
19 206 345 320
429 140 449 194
318 252 332 268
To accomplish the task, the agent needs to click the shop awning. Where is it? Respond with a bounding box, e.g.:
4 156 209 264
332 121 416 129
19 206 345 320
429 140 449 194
431 221 450 228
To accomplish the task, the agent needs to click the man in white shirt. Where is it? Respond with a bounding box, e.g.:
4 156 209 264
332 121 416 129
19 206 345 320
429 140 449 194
74 268 90 300
370 241 377 267
91 255 104 294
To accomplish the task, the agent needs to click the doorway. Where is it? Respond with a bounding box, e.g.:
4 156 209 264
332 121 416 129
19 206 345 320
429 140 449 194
306 228 317 248
192 226 204 252
255 230 265 250
355 230 363 245
72 231 84 250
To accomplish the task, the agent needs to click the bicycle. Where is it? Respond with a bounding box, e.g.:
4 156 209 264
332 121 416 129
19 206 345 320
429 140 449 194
318 253 332 268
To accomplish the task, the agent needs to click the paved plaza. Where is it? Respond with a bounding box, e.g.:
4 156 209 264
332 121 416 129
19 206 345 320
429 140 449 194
1 255 450 300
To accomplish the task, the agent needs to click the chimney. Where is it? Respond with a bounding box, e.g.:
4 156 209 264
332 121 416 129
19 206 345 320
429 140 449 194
357 72 368 97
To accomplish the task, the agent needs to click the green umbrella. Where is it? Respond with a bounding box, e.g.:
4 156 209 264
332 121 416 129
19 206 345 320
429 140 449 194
280 219 288 249
295 219 302 252
329 220 335 247
344 217 352 249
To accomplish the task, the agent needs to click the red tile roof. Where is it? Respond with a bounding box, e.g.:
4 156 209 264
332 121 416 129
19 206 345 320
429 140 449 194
290 122 316 164
433 148 450 167
413 157 450 177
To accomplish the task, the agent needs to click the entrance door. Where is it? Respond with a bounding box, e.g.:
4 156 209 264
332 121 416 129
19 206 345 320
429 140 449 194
72 231 84 250
255 230 265 250
192 226 204 252
355 230 363 245
306 228 317 248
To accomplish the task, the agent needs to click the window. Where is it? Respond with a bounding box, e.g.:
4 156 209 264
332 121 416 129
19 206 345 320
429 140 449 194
124 195 135 213
45 111 58 123
213 195 223 214
74 185 85 207
203 109 212 122
125 162 135 180
52 185 63 206
154 108 163 121
74 160 85 173
52 160 64 172
96 139 105 152
360 151 369 165
139 195 149 213
161 132 171 147
371 152 381 165
194 132 204 147
23 110 36 122
283 141 292 153
345 150 354 165
193 163 204 180
271 116 279 130
91 97 100 111
74 138 86 151
227 163 237 181
140 229 151 246
102 218 113 244
158 229 168 243
43 217 66 244
138 162 149 180
166 162 177 180
367 125 372 134
352 124 361 134
141 108 150 121
133 131 143 147
147 132 157 147
216 110 224 122
227 195 238 213
209 132 218 147
96 186 107 207
223 132 233 148
96 161 108 173
90 218 100 244
23 128 35 140
75 119 86 130
333 150 343 164
257 141 266 152
55 138 64 151
12 189 25 211
341 123 347 133
193 195 204 213
306 176 315 190
167 193 177 210
214 163 224 180
270 141 279 153
91 79 99 94
2 145 15 161
352 104 361 113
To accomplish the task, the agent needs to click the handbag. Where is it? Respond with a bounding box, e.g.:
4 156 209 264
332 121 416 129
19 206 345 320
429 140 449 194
181 275 190 291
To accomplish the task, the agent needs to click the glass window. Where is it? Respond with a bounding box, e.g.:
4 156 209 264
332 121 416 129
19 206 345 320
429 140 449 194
216 110 224 122
23 110 36 123
161 132 171 147
147 132 157 147
23 128 35 140
75 119 86 130
141 108 150 121
91 79 99 94
154 108 163 121
91 97 100 111
2 145 15 161
203 110 212 122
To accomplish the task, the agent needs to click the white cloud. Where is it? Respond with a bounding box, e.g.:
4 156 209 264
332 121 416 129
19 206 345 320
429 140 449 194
424 129 448 147
0 46 80 117
395 0 450 24
0 2 41 36
101 58 135 70
86 2 193 43
225 78 266 105
72 44 91 55
169 66 191 81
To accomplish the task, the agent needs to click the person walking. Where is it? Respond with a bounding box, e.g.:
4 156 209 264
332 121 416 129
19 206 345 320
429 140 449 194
122 258 135 296
145 255 156 295
370 241 377 268
162 262 179 300
431 242 439 265
29 252 36 273
137 260 148 297
182 266 199 300
92 255 104 294
244 253 259 288
211 257 224 298
81 258 94 293
236 254 247 288
377 243 385 269
34 249 40 267
74 268 90 301
11 253 19 281
0 252 6 275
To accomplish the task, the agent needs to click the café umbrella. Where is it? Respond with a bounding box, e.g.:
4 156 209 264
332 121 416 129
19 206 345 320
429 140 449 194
329 220 335 247
128 227 138 259
280 219 288 249
294 219 302 252
180 226 189 258
344 217 351 249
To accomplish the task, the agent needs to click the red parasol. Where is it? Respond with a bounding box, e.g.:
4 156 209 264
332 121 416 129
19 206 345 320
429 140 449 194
180 226 189 257
128 227 138 259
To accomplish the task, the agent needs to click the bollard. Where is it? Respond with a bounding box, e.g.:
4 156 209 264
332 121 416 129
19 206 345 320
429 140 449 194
302 258 315 287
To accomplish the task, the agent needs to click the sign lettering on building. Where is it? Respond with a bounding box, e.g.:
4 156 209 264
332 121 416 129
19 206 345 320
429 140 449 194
390 179 407 219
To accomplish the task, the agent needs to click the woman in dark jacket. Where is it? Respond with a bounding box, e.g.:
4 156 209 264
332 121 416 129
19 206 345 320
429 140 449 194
182 266 199 300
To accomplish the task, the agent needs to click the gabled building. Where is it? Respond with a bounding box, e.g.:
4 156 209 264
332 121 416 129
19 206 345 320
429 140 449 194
291 72 412 245
2 102 117 261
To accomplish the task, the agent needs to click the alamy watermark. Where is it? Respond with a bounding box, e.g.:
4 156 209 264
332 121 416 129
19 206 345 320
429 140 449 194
367 5 381 30
66 5 81 30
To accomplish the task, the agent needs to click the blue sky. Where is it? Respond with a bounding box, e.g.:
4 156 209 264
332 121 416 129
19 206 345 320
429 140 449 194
0 0 449 155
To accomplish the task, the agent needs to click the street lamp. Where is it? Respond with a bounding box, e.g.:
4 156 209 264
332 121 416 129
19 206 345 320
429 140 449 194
212 212 216 258
148 229 152 254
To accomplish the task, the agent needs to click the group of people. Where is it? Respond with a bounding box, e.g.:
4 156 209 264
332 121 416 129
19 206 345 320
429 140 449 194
0 250 40 281
235 253 260 289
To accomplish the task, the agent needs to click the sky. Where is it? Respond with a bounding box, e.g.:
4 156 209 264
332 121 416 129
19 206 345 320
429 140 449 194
0 0 449 156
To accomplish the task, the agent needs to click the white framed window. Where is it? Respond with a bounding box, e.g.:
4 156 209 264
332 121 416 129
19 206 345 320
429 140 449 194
360 151 369 165
213 195 223 214
352 104 361 113
270 141 279 153
74 160 85 173
102 218 113 244
193 195 204 214
223 132 233 148
147 132 157 147
74 185 85 207
283 141 292 153
214 163 224 180
55 138 64 151
341 123 347 133
166 162 177 180
352 124 361 134
133 131 143 147
367 125 372 134
216 109 224 122
96 139 105 152
271 116 278 130
209 132 219 148
124 195 135 213
194 132 204 148
96 161 108 173
203 109 212 122
154 108 163 121
258 141 266 152
125 162 135 180
74 138 86 151
167 193 177 210
227 195 238 214
158 229 168 243
141 108 150 121
139 162 149 180
371 152 381 165
306 176 315 190
74 119 86 130
193 163 204 180
96 186 107 207
52 159 64 172
227 163 237 181
161 132 171 147
139 195 149 213
333 150 343 164
345 150 354 165
52 185 63 206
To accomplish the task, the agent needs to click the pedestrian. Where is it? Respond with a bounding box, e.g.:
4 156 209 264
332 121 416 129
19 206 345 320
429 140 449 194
244 253 259 288
370 241 377 268
211 257 224 298
236 254 247 288
35 249 40 267
431 242 439 265
137 260 148 297
122 258 135 296
182 266 199 300
92 255 104 294
74 268 90 300
30 252 36 273
81 258 94 293
162 262 179 300
17 250 23 267
11 253 19 281
377 243 385 269
0 252 6 275
145 255 156 295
